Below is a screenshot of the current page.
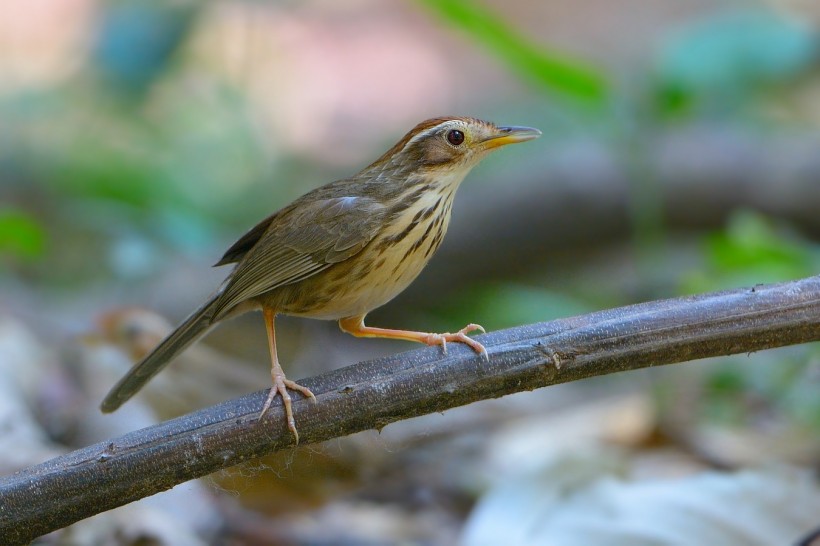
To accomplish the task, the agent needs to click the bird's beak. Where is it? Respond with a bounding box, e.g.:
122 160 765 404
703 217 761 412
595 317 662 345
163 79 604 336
482 126 542 149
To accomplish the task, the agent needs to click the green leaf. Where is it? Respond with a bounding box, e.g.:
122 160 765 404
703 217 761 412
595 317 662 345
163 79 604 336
417 0 608 104
0 209 47 260
438 283 592 331
707 210 815 274
681 210 820 294
657 9 816 105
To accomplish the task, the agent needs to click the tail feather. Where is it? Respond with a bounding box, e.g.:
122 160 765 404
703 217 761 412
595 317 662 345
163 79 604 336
100 296 219 413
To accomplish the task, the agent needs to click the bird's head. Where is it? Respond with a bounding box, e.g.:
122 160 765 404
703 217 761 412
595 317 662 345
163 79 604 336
365 116 541 177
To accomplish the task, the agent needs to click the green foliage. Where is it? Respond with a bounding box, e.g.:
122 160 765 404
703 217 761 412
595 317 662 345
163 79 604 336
435 283 592 331
0 208 46 262
697 349 820 430
683 210 820 293
655 9 817 116
416 0 609 105
1 78 284 281
53 132 174 208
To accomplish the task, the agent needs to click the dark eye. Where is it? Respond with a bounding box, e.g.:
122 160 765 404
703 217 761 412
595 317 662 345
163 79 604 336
446 129 465 146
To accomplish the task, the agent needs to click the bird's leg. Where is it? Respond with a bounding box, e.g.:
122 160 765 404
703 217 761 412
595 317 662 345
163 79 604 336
260 308 316 443
338 314 488 359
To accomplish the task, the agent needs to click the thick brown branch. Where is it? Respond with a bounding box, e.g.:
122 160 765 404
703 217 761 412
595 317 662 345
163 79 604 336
2 275 820 543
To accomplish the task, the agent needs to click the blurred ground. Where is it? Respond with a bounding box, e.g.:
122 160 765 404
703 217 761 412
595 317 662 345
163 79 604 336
2 0 820 544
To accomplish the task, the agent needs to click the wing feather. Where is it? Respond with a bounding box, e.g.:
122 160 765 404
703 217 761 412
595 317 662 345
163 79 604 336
212 196 386 317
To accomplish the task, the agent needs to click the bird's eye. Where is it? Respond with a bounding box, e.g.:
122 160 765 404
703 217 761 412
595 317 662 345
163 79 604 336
446 129 465 146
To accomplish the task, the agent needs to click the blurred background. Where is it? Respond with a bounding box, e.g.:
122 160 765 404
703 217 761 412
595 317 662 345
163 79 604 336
2 0 820 544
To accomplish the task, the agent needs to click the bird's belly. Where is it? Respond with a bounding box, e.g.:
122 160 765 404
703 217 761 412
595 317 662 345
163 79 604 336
281 248 433 320
272 205 451 321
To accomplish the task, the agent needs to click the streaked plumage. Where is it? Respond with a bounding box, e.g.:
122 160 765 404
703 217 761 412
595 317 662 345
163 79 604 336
101 116 541 441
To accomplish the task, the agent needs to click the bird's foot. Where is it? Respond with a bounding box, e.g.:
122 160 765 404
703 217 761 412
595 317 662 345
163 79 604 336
259 370 316 444
422 323 488 360
338 316 489 361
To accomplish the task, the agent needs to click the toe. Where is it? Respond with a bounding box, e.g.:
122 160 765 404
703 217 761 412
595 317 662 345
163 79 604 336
284 379 316 402
459 323 485 335
459 333 487 357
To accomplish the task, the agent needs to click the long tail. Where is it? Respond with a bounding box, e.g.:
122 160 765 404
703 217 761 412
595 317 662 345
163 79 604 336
100 296 220 413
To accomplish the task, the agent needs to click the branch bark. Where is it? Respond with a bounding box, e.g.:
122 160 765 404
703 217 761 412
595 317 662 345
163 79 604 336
3 275 820 543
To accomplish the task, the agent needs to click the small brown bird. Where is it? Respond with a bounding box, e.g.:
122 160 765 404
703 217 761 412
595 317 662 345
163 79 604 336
101 116 541 441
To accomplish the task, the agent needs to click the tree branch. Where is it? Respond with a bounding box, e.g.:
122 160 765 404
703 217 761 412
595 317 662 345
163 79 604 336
2 276 820 543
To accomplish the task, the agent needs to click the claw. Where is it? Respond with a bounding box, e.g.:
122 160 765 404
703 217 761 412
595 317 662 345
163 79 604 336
459 323 485 335
259 377 315 444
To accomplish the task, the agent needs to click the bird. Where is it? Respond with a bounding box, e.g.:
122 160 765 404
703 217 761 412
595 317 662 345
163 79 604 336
101 116 541 442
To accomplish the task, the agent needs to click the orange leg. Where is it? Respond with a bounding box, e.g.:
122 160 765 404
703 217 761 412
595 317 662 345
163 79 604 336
260 308 316 443
338 314 488 359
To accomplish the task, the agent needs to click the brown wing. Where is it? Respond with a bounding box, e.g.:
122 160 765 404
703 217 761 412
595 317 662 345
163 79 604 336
211 195 386 318
215 213 277 266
